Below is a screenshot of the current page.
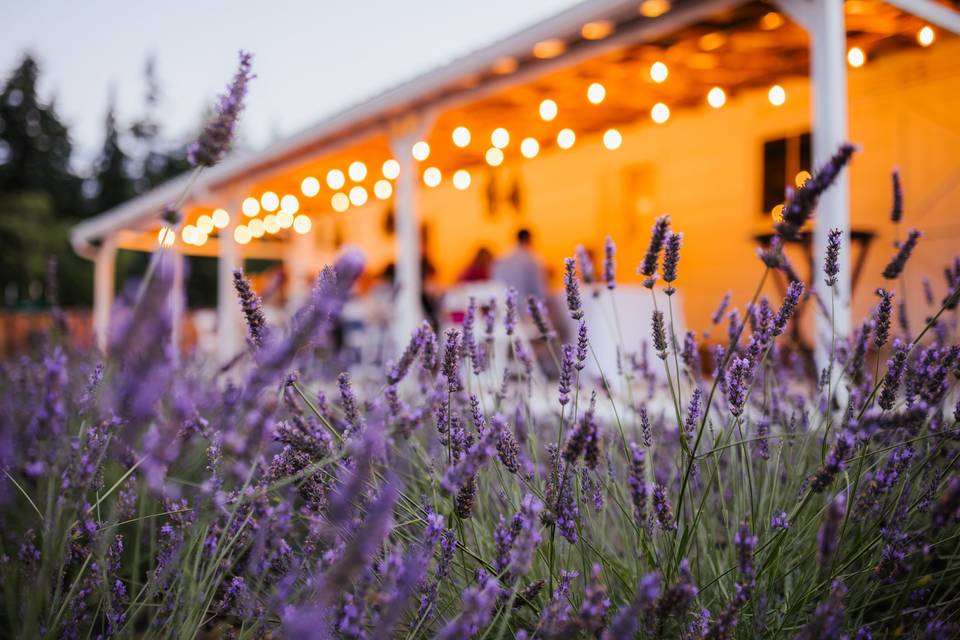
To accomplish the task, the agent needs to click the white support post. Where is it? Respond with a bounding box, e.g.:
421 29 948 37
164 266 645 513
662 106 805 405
777 0 850 371
287 227 314 312
93 234 117 353
171 249 185 363
389 114 434 348
218 199 243 365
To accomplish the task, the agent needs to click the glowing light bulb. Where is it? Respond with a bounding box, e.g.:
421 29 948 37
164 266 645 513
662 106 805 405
182 224 199 245
197 214 214 234
771 204 784 223
280 194 299 214
382 159 400 179
348 161 367 182
533 38 565 59
795 171 812 188
412 141 430 161
581 19 613 40
603 129 622 150
260 191 279 212
326 169 345 189
349 185 368 206
452 169 471 190
423 167 442 187
331 192 349 212
485 147 504 167
918 25 935 47
293 215 312 234
301 176 320 197
707 86 727 108
557 128 576 149
847 46 865 68
195 231 208 246
587 83 606 104
233 225 251 245
539 99 558 122
650 61 669 83
158 227 176 247
768 84 786 106
520 137 539 159
491 127 510 149
248 218 265 238
452 126 471 147
276 210 294 229
374 179 393 200
241 197 260 217
212 208 230 229
651 102 670 124
639 0 670 18
263 214 280 234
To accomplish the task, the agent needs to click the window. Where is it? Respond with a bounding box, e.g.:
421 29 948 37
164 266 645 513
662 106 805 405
762 132 811 215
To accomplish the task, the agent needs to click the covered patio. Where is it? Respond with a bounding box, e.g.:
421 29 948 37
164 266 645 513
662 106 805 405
71 0 960 367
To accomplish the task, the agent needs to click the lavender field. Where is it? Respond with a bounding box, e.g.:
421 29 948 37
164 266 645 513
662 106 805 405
2 52 960 640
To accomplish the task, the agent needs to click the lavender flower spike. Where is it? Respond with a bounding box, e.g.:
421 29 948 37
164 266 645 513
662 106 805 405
233 269 268 348
890 168 903 223
188 51 254 167
638 214 671 287
823 228 842 287
872 288 894 349
563 257 584 320
882 229 921 280
817 492 847 567
776 143 856 239
662 231 682 294
771 280 804 338
603 235 616 290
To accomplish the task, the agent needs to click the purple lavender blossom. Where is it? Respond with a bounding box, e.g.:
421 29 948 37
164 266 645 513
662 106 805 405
725 357 752 417
436 570 499 639
504 286 518 336
712 291 732 325
931 477 960 529
563 257 584 320
652 483 676 531
638 214 671 287
577 564 611 635
824 228 842 287
576 244 596 285
492 414 521 474
873 288 894 349
233 269 269 348
662 231 682 294
772 281 804 338
526 295 555 339
188 51 254 167
771 511 790 530
387 324 425 384
817 493 847 567
558 344 575 406
603 236 616 290
602 572 660 640
652 311 668 360
575 321 588 371
628 443 648 526
882 229 921 279
794 580 848 640
776 143 856 238
891 169 903 223
509 494 543 575
441 329 463 393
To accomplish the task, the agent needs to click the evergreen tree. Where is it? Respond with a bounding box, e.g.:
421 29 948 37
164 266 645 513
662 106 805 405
90 98 133 214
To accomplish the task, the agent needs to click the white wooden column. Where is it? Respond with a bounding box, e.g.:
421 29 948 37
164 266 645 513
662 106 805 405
885 0 960 33
93 234 117 353
287 225 314 312
778 0 850 370
218 198 243 365
170 249 185 363
389 114 433 346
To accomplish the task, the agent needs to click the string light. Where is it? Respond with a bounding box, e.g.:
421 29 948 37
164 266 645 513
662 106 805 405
768 85 786 106
280 195 299 214
248 218 265 238
453 169 471 190
587 83 606 104
452 126 471 147
491 128 510 149
332 192 349 212
539 99 558 122
349 185 368 206
557 128 576 149
301 176 320 197
348 161 367 182
260 191 279 212
650 61 668 83
197 214 214 234
847 46 865 68
533 39 565 59
520 137 539 159
603 129 622 150
651 102 670 124
639 0 670 18
771 204 784 223
707 87 727 109
195 231 208 246
233 225 251 245
182 224 199 245
382 159 400 179
263 214 280 234
293 215 312 234
374 179 393 199
581 20 613 40
412 141 430 161
795 171 811 188
485 147 504 167
157 227 176 247
423 167 442 187
760 11 783 30
241 197 260 217
212 208 230 229
277 210 294 229
326 169 345 189
918 25 935 47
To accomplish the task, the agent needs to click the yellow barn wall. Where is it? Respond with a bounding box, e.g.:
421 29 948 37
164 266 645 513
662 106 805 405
337 38 960 337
